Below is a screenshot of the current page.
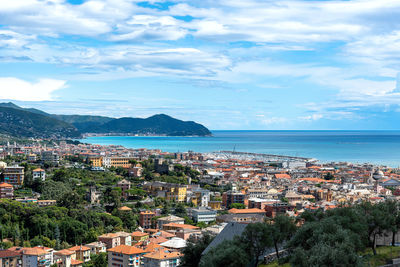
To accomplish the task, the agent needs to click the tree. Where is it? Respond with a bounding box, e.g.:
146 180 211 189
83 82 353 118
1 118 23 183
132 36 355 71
240 223 272 267
180 234 213 267
112 210 138 231
357 201 391 255
196 222 207 229
229 203 246 209
54 225 61 250
161 203 171 215
323 172 335 180
200 239 250 267
175 203 187 217
103 187 122 210
382 200 400 246
269 215 296 259
58 191 83 209
84 253 107 267
39 180 72 200
288 219 363 267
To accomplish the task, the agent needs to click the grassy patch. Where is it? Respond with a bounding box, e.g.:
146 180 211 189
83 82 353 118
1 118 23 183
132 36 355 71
259 261 291 267
362 246 400 266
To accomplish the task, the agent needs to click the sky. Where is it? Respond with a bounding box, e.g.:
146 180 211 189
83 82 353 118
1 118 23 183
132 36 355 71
0 0 400 130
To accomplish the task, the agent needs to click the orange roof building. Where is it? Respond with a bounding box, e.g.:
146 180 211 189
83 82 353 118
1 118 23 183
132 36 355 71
68 246 91 262
274 174 291 179
107 245 145 255
142 249 181 265
161 223 199 231
107 245 145 267
0 182 14 199
132 231 150 243
118 206 132 211
228 208 266 214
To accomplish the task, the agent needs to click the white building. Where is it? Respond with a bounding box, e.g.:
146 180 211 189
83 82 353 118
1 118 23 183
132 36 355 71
85 241 107 255
22 247 52 267
32 168 46 181
102 157 111 168
107 245 145 267
142 249 181 267
191 208 217 223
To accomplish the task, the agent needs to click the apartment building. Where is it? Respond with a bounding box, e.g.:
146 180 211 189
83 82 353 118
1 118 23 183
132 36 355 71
103 157 131 168
54 249 82 267
142 249 181 267
41 152 59 164
22 247 52 267
222 191 245 208
117 179 131 199
32 168 46 181
157 215 184 230
0 182 14 199
3 166 24 187
67 246 90 263
191 208 217 223
98 233 120 249
89 156 103 167
139 211 155 229
0 250 21 267
85 242 107 255
107 245 145 267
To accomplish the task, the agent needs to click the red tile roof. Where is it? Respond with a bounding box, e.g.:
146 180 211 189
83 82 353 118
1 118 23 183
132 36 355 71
0 182 13 188
68 245 90 251
107 245 145 255
143 249 181 260
162 223 199 229
228 208 266 214
71 259 84 265
0 250 20 258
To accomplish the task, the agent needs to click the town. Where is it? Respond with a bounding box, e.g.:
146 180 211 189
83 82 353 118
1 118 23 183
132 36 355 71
0 138 400 267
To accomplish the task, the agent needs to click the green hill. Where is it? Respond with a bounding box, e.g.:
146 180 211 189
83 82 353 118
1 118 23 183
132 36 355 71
52 114 114 133
88 114 211 136
0 103 211 137
0 106 80 138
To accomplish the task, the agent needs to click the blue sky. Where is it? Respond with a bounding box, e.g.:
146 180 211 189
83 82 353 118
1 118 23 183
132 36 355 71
0 0 400 130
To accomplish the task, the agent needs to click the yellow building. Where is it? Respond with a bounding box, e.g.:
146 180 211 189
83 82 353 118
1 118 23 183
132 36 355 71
191 196 199 206
191 192 203 206
166 186 187 202
143 182 187 203
89 156 103 167
110 157 131 168
131 231 150 243
208 201 222 210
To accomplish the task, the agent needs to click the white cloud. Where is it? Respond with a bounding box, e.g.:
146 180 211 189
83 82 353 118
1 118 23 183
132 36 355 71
110 15 187 41
1 0 399 44
0 77 66 101
1 0 400 124
259 117 288 125
0 0 134 36
0 30 36 49
299 114 323 121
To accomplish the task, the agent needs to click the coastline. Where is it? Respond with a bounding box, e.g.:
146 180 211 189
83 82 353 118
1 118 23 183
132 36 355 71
77 130 400 167
82 133 213 138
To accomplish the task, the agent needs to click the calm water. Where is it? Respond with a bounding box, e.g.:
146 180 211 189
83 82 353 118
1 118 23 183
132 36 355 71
78 131 400 167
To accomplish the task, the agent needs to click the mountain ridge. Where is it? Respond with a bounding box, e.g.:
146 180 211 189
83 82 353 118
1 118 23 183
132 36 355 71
0 102 211 138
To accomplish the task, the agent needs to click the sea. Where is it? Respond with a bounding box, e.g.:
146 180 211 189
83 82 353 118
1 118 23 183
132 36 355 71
78 130 400 167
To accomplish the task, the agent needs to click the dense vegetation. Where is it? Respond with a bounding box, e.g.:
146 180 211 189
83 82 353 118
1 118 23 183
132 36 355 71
0 106 80 138
0 102 211 137
0 199 123 248
199 200 400 267
79 114 211 136
0 154 207 250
